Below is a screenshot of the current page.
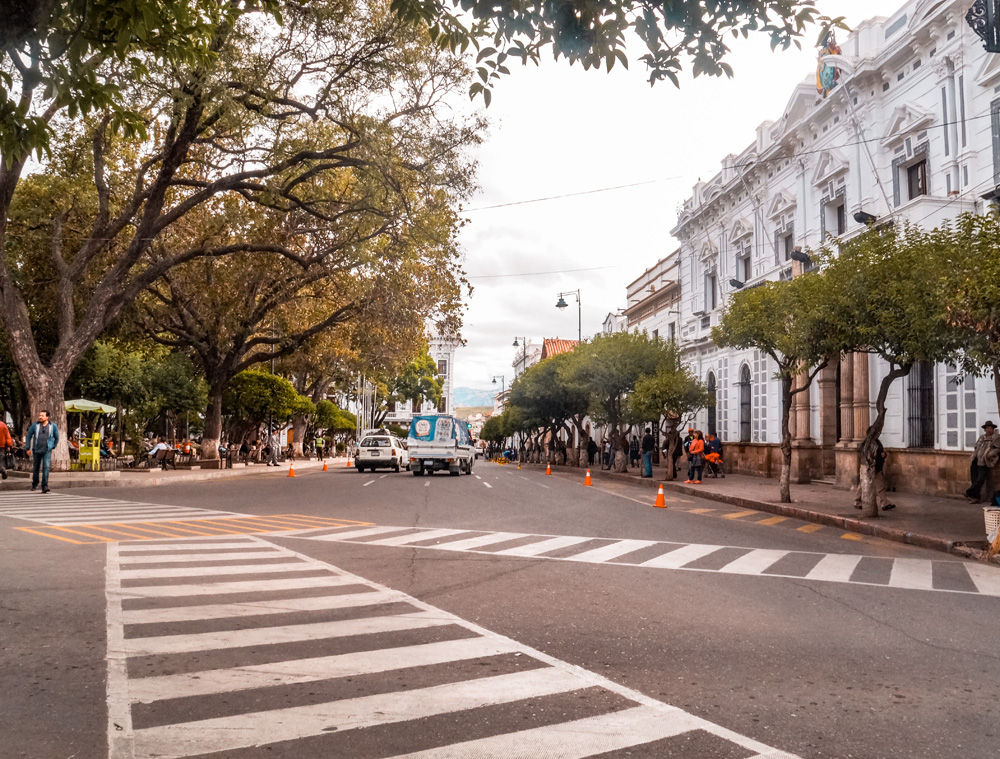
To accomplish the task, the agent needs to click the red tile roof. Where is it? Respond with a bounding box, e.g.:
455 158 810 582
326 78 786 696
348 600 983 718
541 338 579 360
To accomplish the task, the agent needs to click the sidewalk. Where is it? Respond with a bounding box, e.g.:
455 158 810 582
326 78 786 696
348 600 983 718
524 460 1000 566
0 456 337 491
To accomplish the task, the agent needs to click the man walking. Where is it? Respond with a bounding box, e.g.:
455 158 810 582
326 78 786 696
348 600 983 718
268 428 281 467
641 427 655 478
0 417 13 480
25 410 60 493
967 420 1000 502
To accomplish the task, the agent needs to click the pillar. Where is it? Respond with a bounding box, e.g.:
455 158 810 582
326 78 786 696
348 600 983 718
839 353 854 444
852 352 871 442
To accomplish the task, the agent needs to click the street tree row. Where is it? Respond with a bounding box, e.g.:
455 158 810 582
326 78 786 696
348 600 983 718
714 212 1000 513
481 333 710 475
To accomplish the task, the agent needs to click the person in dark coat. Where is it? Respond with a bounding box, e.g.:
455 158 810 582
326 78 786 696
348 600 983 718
641 428 655 478
705 433 724 478
586 438 598 466
629 435 640 467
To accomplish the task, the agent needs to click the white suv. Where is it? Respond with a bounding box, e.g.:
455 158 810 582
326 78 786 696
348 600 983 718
356 436 407 473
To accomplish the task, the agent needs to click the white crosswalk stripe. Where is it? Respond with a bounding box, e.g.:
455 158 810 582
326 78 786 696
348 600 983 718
292 524 1000 597
0 492 245 524
106 536 800 759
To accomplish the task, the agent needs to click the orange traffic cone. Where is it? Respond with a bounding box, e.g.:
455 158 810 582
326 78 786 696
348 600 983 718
287 461 296 477
545 463 552 475
345 455 351 467
322 459 328 472
517 463 521 469
584 469 593 486
654 484 666 508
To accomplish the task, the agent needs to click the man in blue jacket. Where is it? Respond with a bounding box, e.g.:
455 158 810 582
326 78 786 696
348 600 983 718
25 410 60 493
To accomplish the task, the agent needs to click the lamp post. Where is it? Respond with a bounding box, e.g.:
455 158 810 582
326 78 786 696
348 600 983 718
555 289 582 342
513 337 528 376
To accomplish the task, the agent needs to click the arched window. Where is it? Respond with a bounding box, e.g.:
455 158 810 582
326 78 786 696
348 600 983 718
706 372 717 436
739 364 752 443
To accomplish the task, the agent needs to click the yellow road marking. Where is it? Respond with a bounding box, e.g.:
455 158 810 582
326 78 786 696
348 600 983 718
797 523 824 533
15 515 371 544
756 516 788 526
687 508 715 514
840 533 864 541
722 510 758 520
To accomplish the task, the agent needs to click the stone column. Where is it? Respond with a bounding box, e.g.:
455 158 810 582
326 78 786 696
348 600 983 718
839 353 854 444
852 352 871 442
790 371 818 483
817 363 839 476
793 374 812 443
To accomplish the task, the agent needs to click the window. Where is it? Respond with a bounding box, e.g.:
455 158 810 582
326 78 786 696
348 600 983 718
735 240 751 282
707 372 717 436
668 323 676 342
823 199 846 238
907 159 927 200
907 361 935 448
437 359 448 376
437 395 447 413
739 365 752 443
705 272 717 310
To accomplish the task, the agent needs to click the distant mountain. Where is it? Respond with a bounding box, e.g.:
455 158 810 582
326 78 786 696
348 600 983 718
453 387 497 408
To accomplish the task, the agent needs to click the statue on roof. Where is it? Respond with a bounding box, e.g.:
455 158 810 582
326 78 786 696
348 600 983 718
816 29 841 98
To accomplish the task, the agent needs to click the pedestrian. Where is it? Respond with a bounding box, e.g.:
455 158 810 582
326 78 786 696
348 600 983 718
629 435 640 467
685 430 705 484
705 432 725 478
966 420 1000 502
0 417 13 480
641 427 655 478
855 437 893 511
268 429 280 466
24 410 60 493
586 437 598 466
603 439 611 470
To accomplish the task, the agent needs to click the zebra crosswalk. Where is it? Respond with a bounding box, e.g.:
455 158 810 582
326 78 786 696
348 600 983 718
291 524 1000 597
106 536 799 758
0 492 244 524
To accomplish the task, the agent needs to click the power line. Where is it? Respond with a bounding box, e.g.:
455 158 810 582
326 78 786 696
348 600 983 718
464 178 681 212
467 264 620 280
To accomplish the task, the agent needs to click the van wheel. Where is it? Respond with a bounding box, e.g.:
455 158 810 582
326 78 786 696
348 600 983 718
394 463 400 473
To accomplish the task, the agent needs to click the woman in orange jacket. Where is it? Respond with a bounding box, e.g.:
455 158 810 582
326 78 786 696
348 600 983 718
685 430 706 484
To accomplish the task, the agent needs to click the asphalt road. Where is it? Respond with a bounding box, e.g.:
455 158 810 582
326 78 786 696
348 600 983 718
1 461 998 759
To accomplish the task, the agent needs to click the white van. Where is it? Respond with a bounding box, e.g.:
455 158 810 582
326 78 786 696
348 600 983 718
407 414 475 476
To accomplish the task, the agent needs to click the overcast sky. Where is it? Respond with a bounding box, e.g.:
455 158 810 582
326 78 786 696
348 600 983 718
452 0 905 391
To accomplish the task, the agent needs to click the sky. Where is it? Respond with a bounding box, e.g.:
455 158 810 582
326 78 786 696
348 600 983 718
452 0 906 392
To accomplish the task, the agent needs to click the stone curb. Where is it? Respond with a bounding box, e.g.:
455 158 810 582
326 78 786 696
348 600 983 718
0 459 333 491
516 462 1000 567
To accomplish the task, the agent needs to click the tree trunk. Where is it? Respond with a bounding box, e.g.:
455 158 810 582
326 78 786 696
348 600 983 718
24 374 71 471
858 362 911 517
201 385 224 460
291 412 307 457
779 377 793 503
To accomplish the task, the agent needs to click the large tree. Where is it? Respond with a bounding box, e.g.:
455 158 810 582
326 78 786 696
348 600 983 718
0 0 480 467
628 338 711 481
713 273 836 502
567 331 662 472
820 223 960 516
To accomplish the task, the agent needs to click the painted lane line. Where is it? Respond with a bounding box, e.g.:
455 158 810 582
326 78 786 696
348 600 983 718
804 553 863 583
118 561 311 579
888 558 935 591
385 704 703 759
966 563 1000 596
717 549 789 575
117 550 288 564
105 544 133 759
425 481 430 487
309 525 408 541
379 474 389 479
432 532 528 551
363 528 469 547
565 539 659 564
118 541 261 552
131 668 590 757
640 544 724 569
483 482 493 489
124 611 452 657
474 475 481 480
129 635 521 703
363 480 375 487
492 535 592 558
122 589 405 625
537 482 550 489
118 574 355 598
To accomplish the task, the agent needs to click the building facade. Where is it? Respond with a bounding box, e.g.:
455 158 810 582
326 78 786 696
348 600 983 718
667 0 1000 496
383 332 461 427
623 250 681 339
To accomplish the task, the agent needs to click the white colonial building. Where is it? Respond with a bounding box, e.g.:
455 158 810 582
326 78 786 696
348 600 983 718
665 0 1000 496
384 332 461 426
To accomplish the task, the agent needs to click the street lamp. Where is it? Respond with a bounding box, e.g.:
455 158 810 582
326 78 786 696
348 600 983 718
492 374 506 395
729 279 746 290
555 289 582 342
